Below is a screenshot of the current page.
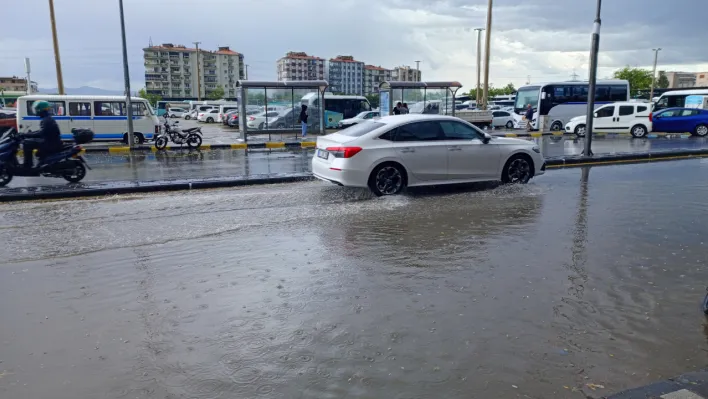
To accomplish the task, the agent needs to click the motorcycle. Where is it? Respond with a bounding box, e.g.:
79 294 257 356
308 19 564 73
154 117 203 150
0 127 93 187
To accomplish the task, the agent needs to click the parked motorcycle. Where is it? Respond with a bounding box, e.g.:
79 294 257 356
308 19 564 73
0 127 93 187
154 118 203 150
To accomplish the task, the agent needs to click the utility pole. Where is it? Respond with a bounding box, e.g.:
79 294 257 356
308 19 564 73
48 0 64 94
474 28 484 106
193 41 201 101
414 60 421 81
526 75 531 85
118 0 135 148
583 0 602 157
25 58 32 95
245 64 249 80
649 48 662 101
571 69 579 81
481 0 493 110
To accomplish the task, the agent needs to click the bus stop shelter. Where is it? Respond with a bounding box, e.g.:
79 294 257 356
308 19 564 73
378 81 463 116
236 80 328 142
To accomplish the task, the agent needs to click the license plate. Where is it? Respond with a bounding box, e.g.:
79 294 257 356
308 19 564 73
317 149 329 159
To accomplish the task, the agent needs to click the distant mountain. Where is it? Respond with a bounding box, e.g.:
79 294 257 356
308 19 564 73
38 86 124 96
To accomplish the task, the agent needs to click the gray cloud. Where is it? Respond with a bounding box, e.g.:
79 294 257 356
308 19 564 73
1 0 706 92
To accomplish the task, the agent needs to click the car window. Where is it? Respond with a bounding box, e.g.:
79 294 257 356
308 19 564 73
439 121 482 140
340 121 386 137
595 106 615 118
637 106 648 113
69 102 92 116
619 105 634 116
492 111 500 117
266 112 279 117
680 109 698 117
394 121 443 142
498 111 509 117
658 109 679 117
27 100 65 116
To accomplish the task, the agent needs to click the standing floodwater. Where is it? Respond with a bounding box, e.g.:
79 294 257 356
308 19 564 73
1 159 708 399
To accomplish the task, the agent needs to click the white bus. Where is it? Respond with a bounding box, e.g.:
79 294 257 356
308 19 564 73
513 80 630 131
16 95 160 143
300 93 371 128
653 89 708 111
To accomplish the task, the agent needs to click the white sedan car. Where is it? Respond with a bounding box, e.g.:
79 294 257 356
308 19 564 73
312 114 545 196
338 111 380 129
492 110 515 129
197 109 219 123
166 107 187 118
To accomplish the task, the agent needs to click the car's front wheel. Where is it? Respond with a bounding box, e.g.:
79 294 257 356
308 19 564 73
369 162 406 196
574 124 586 137
502 154 533 184
694 123 708 137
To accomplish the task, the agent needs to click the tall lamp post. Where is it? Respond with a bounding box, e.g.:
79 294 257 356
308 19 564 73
649 48 662 101
474 28 485 107
481 0 493 110
583 0 602 157
48 0 65 94
118 0 135 148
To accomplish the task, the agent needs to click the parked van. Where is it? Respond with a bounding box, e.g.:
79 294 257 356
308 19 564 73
16 95 159 143
217 104 240 123
564 101 652 138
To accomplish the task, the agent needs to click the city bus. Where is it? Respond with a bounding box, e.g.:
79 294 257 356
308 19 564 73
300 93 371 128
513 80 630 131
653 89 708 111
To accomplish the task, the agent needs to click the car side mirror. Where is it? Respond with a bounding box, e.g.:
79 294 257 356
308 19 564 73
482 132 492 144
593 112 598 118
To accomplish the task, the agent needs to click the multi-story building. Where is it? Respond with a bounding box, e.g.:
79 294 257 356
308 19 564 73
325 56 364 95
0 76 38 93
143 43 245 99
392 66 422 82
276 52 325 81
363 65 392 95
694 72 708 87
664 71 697 89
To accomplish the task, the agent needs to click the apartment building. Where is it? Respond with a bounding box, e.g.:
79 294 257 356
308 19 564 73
143 43 245 99
0 76 38 93
325 56 364 95
363 65 392 95
392 66 421 82
276 52 325 81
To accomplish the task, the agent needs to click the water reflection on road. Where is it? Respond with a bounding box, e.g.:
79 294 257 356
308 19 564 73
1 160 708 399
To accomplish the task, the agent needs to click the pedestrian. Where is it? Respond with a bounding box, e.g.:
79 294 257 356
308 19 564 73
393 102 402 115
525 104 534 132
401 103 409 114
299 104 308 139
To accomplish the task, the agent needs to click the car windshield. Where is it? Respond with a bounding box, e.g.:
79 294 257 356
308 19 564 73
338 121 386 137
514 87 540 112
355 111 370 119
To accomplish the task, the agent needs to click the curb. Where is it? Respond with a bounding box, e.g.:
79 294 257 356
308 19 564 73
545 148 708 168
605 370 708 398
0 173 314 202
90 141 317 154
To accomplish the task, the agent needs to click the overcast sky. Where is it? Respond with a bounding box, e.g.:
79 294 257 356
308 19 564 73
2 0 707 92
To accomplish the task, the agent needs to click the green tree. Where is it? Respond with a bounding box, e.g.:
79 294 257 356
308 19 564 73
207 86 225 100
612 66 653 93
137 88 162 107
502 82 516 95
365 94 380 108
657 71 670 89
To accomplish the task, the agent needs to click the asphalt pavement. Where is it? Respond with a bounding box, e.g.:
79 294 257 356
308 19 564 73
2 160 708 399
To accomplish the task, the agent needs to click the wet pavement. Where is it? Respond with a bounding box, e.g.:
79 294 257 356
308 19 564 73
2 159 708 398
3 136 708 190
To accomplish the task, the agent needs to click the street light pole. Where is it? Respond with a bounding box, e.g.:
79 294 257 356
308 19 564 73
48 0 65 95
481 0 493 110
649 48 662 101
245 64 249 80
583 0 602 157
118 0 135 148
414 60 421 81
193 42 202 101
474 28 484 107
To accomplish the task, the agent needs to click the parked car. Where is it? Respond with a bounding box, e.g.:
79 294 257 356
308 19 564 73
247 111 282 130
197 109 220 123
651 107 708 137
0 110 16 132
338 111 380 129
312 114 545 196
222 110 239 126
492 110 515 129
167 107 187 118
565 102 653 138
184 110 198 120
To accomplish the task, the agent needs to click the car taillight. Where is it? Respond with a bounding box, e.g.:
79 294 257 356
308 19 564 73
326 146 362 158
649 113 653 122
249 116 255 121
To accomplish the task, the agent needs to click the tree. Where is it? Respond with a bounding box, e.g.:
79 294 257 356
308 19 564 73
137 88 162 107
612 66 653 93
207 86 225 100
657 71 670 89
365 94 380 108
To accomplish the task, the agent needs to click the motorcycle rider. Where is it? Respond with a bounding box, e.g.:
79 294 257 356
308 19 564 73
23 100 63 169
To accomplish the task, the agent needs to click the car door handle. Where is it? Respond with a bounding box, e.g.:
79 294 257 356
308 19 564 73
448 146 462 151
400 148 415 153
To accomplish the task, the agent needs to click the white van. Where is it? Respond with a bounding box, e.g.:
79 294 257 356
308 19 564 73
564 101 653 138
16 95 160 143
217 104 240 123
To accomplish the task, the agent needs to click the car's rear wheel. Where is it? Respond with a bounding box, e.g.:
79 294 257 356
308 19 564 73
694 124 708 137
206 117 214 123
369 163 406 196
630 124 648 138
185 115 191 120
574 124 586 137
505 120 514 129
550 121 563 131
502 154 533 184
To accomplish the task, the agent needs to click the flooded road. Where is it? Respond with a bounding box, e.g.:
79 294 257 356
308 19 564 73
2 160 708 398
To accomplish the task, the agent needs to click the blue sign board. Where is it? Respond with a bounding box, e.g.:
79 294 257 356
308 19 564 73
380 91 390 116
